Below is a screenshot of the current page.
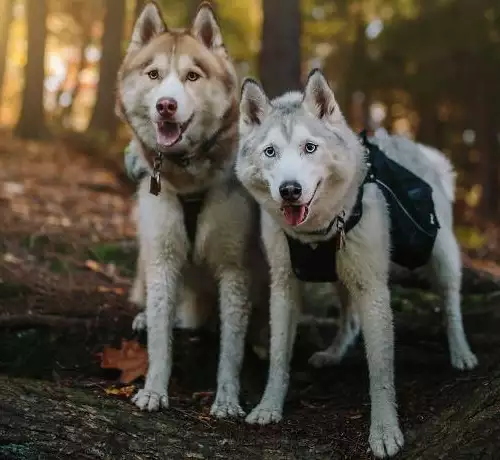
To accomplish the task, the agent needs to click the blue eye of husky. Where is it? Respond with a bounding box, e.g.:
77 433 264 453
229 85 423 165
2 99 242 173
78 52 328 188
263 146 276 157
304 142 318 154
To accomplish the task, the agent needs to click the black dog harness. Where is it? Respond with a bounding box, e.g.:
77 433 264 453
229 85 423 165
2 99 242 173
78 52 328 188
285 132 441 282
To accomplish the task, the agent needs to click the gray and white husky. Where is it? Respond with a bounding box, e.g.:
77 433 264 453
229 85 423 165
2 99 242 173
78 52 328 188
235 69 477 458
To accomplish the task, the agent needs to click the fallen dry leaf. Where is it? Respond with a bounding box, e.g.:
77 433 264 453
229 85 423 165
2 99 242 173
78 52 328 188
85 259 102 273
467 258 500 278
104 385 137 398
97 285 125 295
192 391 214 400
98 339 148 384
85 260 128 284
3 181 25 196
3 253 22 264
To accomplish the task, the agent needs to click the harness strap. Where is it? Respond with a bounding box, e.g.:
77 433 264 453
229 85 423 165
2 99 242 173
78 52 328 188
285 185 364 282
178 191 207 258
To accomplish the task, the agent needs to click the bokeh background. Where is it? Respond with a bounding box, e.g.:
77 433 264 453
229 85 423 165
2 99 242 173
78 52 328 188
1 0 500 251
0 0 500 296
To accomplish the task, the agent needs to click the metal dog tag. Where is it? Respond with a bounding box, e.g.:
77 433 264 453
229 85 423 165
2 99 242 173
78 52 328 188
149 152 163 196
336 211 346 251
149 172 161 196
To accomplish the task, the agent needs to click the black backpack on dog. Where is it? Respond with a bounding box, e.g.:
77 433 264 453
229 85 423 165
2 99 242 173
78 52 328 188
360 131 440 270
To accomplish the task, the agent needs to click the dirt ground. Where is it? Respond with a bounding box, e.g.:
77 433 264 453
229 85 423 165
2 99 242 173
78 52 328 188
1 132 499 460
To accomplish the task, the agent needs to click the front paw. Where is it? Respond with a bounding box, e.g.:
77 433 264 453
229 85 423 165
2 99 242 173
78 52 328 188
369 421 404 458
245 402 283 425
210 383 245 418
132 388 168 412
450 347 478 371
210 399 245 419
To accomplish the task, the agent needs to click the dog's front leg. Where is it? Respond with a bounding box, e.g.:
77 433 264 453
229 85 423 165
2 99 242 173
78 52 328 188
246 214 300 425
210 266 251 418
335 183 403 457
132 186 187 412
351 284 403 458
132 256 183 411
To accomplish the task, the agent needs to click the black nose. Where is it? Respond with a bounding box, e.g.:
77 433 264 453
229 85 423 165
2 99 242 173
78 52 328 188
279 181 302 201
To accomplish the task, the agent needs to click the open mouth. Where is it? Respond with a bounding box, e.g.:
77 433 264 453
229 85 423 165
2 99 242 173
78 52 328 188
154 115 193 149
281 181 321 227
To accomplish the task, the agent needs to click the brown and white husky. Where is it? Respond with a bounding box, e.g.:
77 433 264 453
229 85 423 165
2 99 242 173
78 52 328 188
115 1 262 418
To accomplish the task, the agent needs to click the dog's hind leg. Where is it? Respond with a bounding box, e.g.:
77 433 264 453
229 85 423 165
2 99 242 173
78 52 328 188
308 283 360 368
427 227 478 370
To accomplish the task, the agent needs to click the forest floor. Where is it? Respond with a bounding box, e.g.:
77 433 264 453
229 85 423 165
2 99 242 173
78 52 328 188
1 131 500 459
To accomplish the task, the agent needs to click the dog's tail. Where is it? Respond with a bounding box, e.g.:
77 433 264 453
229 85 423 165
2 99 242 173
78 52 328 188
417 143 456 202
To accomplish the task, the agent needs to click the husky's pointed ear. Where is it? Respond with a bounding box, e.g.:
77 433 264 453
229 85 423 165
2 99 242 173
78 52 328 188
191 3 224 50
128 2 167 54
303 69 342 123
239 78 270 136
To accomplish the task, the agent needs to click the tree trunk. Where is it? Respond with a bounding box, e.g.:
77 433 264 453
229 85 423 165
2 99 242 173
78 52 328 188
186 0 202 21
341 18 367 131
87 0 126 140
13 0 49 139
62 30 92 126
477 79 499 218
415 96 439 147
0 0 14 109
134 0 145 20
259 0 301 99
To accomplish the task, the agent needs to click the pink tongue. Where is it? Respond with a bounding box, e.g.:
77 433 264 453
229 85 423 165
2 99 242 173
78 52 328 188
156 122 181 147
283 205 307 226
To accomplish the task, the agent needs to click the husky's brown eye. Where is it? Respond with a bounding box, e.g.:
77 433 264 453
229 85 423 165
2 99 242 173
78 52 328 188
186 71 201 82
147 69 159 80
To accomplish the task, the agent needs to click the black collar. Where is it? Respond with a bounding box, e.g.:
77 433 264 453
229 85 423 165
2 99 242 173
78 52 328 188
292 213 342 238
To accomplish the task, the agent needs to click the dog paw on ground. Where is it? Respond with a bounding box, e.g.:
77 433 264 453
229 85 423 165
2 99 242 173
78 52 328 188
210 399 245 419
132 312 147 331
210 383 245 418
132 388 168 412
308 350 342 368
451 348 478 370
369 422 404 458
245 403 283 425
